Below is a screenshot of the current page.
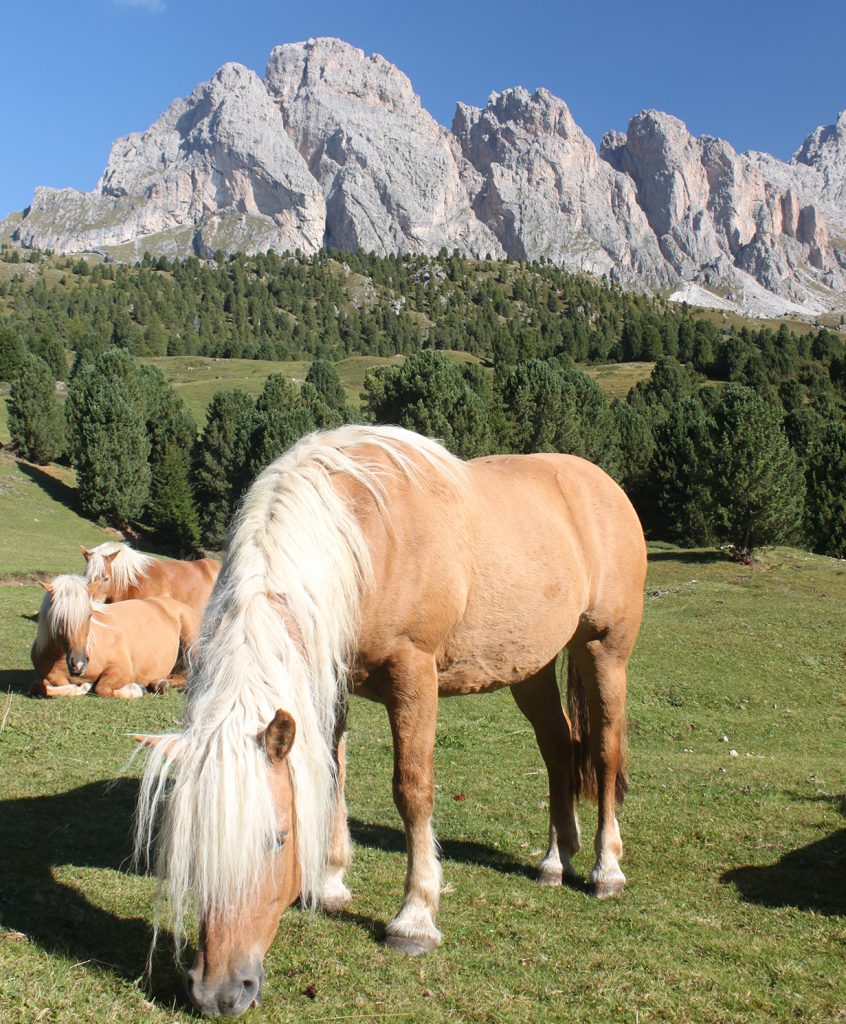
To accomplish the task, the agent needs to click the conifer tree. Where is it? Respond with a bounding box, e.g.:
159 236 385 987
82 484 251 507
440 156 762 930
7 354 67 464
361 350 491 458
192 388 255 547
305 359 351 421
66 348 151 527
802 421 846 559
704 384 805 555
0 326 26 382
148 443 200 554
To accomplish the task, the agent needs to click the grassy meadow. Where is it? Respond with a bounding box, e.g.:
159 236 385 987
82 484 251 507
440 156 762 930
0 416 844 1023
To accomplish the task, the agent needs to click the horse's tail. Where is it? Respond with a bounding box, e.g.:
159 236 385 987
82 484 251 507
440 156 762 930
567 655 628 804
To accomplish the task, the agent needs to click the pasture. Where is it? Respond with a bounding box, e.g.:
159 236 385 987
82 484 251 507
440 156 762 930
0 454 844 1023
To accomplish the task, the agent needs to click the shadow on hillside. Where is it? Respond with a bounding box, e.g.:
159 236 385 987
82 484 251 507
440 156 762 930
17 460 79 514
647 549 724 564
0 778 188 1008
0 668 35 694
721 827 846 917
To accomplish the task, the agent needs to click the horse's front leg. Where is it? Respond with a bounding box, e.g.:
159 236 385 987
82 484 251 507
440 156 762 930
383 647 441 955
321 727 353 912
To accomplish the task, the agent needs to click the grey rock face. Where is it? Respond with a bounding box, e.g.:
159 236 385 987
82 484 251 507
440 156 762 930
6 38 845 313
453 88 673 288
16 63 325 258
264 38 500 258
604 110 846 306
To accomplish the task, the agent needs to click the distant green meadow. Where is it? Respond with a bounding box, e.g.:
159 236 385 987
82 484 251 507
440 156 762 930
0 442 844 1023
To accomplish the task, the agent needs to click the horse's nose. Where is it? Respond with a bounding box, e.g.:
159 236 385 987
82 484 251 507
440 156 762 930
68 656 87 676
187 961 264 1017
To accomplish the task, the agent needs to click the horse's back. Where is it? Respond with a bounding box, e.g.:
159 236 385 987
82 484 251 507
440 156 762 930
135 558 220 608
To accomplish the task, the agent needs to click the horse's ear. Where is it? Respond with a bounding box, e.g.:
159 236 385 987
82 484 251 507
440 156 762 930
80 546 92 562
104 550 120 566
262 709 296 765
38 579 54 594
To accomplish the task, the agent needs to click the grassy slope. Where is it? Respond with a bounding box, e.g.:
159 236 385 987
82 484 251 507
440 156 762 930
0 455 844 1022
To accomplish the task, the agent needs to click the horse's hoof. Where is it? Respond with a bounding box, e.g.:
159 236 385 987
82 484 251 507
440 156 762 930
593 874 626 899
384 933 439 956
321 880 352 913
537 866 563 887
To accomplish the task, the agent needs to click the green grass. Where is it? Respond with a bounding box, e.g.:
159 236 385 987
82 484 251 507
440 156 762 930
1 472 845 1021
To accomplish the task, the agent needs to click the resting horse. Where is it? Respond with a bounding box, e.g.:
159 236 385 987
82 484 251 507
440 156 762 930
135 425 646 1017
31 575 201 698
82 541 219 611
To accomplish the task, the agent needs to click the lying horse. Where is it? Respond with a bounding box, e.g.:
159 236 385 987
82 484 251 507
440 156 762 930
135 425 646 1016
82 541 219 611
31 575 201 698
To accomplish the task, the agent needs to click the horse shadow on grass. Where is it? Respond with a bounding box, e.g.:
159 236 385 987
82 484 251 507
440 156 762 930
721 825 846 917
0 668 34 694
0 777 190 1010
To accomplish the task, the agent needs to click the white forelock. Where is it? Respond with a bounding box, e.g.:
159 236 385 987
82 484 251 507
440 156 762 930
33 574 107 657
83 541 155 592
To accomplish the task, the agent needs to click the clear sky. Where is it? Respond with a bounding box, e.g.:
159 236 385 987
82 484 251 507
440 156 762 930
2 0 844 219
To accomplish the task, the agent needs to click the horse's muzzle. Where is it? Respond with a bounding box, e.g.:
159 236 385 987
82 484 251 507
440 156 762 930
67 655 88 677
186 959 265 1017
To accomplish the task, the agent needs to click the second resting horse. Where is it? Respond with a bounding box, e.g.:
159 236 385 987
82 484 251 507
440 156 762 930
31 575 201 698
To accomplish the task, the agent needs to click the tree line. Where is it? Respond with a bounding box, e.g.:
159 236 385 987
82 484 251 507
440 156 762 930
2 247 844 560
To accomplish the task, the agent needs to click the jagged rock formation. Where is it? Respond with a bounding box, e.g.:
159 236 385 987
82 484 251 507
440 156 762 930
452 88 673 289
6 37 845 314
15 63 325 259
264 38 500 258
601 110 846 309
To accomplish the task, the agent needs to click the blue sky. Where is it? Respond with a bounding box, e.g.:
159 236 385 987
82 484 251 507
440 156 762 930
2 0 844 219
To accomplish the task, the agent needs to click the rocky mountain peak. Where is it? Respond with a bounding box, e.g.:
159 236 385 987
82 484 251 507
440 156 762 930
5 38 845 316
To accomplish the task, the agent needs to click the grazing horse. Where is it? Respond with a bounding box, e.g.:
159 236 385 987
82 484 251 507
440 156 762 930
82 542 219 612
31 575 201 699
135 425 646 1017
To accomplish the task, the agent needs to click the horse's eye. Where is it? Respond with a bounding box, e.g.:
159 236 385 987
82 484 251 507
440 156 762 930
274 830 288 851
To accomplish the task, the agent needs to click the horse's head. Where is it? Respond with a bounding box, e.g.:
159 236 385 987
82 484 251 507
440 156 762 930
39 577 99 677
81 546 118 603
186 710 302 1017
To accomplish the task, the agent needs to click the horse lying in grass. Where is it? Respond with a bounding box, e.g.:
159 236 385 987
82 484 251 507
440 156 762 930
135 425 646 1017
82 541 219 611
31 575 201 699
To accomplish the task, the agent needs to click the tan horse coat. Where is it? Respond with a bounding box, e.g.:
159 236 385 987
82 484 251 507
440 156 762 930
32 596 201 699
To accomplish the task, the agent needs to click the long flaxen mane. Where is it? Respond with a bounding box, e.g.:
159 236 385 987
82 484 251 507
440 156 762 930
83 541 156 592
134 425 466 950
33 574 106 658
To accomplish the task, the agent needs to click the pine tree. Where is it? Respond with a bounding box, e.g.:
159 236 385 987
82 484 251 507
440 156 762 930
7 354 67 464
305 359 351 421
148 443 200 554
704 384 805 555
192 388 255 547
66 349 151 527
0 326 26 382
361 351 491 458
803 421 846 559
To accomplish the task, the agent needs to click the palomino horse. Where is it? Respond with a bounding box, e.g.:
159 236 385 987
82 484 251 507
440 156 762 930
31 575 201 698
135 425 646 1016
82 542 219 611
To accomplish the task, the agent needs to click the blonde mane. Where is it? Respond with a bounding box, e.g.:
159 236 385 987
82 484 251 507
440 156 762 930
33 574 106 657
83 542 156 593
134 425 466 949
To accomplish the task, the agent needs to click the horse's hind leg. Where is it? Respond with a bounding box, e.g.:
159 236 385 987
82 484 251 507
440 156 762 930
382 646 441 955
511 659 580 885
570 638 629 899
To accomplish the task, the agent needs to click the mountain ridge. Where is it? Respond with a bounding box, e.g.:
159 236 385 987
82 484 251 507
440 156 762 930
6 37 845 317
